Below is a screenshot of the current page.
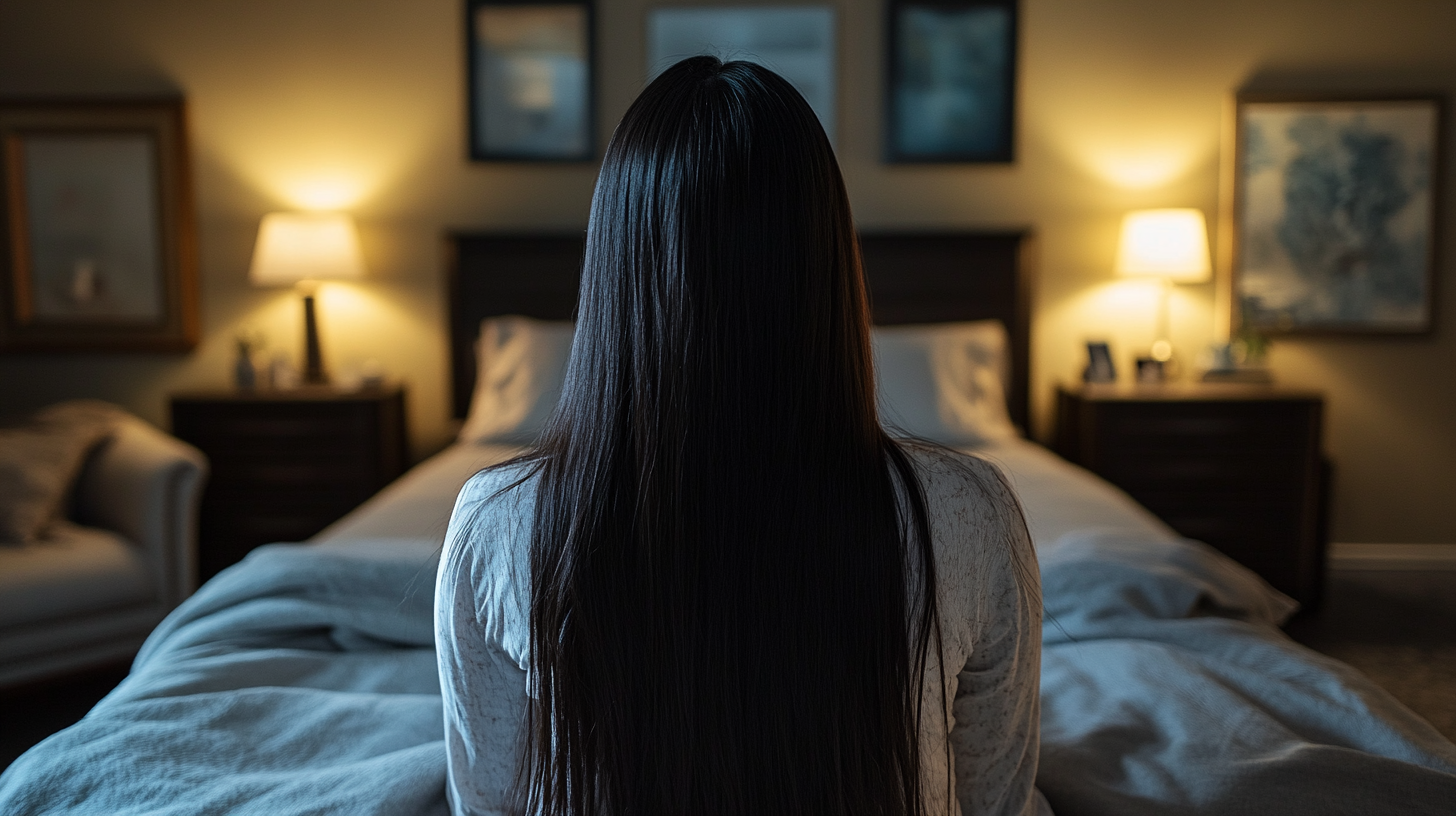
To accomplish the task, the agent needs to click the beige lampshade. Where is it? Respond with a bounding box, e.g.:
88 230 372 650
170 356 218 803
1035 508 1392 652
1116 208 1211 282
248 212 365 286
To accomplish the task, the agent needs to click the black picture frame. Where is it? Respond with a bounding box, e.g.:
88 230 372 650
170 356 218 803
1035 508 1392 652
1232 92 1443 335
1083 341 1115 383
885 0 1017 163
465 0 595 162
0 98 200 352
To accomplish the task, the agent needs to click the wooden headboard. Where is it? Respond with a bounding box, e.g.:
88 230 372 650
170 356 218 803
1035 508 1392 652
447 231 1034 431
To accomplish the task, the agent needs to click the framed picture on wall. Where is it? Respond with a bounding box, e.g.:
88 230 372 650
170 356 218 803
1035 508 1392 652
1233 93 1444 334
0 98 199 352
645 5 837 140
466 0 595 161
885 0 1018 163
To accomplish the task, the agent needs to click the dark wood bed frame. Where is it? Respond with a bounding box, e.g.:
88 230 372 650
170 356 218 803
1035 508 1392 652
447 231 1035 431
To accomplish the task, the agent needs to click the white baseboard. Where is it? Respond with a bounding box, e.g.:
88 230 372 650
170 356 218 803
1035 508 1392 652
1329 543 1456 571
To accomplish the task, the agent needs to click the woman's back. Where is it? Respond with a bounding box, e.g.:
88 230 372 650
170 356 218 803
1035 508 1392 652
434 56 1044 815
437 445 1043 815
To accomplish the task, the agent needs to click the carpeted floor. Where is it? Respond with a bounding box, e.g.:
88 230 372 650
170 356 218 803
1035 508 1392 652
1286 568 1456 741
2 568 1453 774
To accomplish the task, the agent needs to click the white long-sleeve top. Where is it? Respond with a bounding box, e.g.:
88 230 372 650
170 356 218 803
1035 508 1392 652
435 446 1048 816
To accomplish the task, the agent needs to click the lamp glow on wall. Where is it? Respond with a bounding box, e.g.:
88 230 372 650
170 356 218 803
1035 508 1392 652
1116 208 1211 364
248 212 365 385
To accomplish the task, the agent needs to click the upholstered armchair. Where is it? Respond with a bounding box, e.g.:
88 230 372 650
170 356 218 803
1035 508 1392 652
0 411 207 688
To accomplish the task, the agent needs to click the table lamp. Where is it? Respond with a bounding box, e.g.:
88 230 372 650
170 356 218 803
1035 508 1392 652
248 212 365 385
1116 208 1211 369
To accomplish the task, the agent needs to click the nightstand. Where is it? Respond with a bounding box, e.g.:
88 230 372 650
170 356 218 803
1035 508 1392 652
1054 383 1329 608
170 386 408 580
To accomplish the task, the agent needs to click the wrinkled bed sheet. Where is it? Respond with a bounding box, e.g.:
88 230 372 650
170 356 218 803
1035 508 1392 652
3 442 1456 815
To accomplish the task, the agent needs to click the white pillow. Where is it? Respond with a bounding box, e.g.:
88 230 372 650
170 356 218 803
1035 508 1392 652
872 320 1017 445
458 316 1017 447
458 316 575 444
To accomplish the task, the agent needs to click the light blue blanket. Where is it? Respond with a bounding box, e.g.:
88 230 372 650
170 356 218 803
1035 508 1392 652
0 545 448 816
3 532 1455 815
1036 530 1456 816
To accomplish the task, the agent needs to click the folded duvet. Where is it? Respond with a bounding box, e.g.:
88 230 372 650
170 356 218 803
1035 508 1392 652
0 544 449 816
3 531 1455 815
1036 529 1456 816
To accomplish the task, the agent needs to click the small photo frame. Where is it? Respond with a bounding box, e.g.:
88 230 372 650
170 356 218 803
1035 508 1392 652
1233 93 1443 334
646 5 837 140
885 0 1018 163
1083 341 1116 384
1134 357 1165 384
0 99 199 352
466 0 595 161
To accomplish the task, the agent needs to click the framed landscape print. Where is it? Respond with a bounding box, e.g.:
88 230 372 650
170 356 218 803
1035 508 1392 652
1233 94 1443 334
466 0 595 161
646 5 837 140
885 0 1017 163
0 99 199 352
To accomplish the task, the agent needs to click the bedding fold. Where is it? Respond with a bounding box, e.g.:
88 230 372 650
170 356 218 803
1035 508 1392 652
1036 529 1456 816
0 544 448 816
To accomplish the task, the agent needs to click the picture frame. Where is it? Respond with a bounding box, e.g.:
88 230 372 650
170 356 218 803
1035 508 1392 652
646 5 837 140
1083 341 1116 383
465 0 595 162
0 98 199 352
1134 357 1165 384
1232 93 1444 335
885 0 1017 163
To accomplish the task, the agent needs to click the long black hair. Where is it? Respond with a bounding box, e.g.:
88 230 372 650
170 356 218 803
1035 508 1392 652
510 56 942 815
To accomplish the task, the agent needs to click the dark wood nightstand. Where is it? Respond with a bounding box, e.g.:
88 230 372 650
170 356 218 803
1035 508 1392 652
1054 383 1329 609
170 386 408 580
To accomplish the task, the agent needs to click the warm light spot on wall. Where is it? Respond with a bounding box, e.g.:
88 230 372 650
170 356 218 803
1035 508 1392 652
1088 146 1196 190
284 175 370 211
315 281 374 323
1078 279 1162 329
221 144 384 210
1040 275 1216 386
315 281 439 380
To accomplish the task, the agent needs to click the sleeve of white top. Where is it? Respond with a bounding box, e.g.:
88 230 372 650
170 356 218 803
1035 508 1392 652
436 472 531 816
948 459 1046 816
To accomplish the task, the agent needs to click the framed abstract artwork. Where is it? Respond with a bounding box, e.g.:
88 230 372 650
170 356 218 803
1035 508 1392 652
1233 93 1443 334
0 98 199 352
885 0 1017 163
466 0 595 161
646 5 837 140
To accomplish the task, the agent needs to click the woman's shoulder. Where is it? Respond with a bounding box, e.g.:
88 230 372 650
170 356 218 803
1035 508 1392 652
896 442 1034 584
455 458 543 527
443 458 541 571
898 442 1020 519
439 459 538 665
457 458 541 508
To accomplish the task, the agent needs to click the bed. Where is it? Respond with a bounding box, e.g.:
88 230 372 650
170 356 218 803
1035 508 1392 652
2 232 1455 816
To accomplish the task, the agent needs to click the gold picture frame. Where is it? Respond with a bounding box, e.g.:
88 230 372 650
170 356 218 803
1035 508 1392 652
0 98 199 351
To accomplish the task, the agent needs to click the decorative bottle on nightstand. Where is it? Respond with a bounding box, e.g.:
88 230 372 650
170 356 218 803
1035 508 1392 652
234 337 257 390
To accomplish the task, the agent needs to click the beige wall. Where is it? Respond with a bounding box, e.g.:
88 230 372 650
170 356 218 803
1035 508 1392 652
1 0 1453 543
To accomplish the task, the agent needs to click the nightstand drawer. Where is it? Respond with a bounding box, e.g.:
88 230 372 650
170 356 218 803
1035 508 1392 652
172 407 378 454
203 487 372 514
203 452 380 489
1093 450 1310 492
1054 384 1327 608
170 386 409 580
1139 492 1307 534
200 506 348 545
1091 402 1315 454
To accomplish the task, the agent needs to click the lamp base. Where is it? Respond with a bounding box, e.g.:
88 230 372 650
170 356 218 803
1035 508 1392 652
302 293 328 385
